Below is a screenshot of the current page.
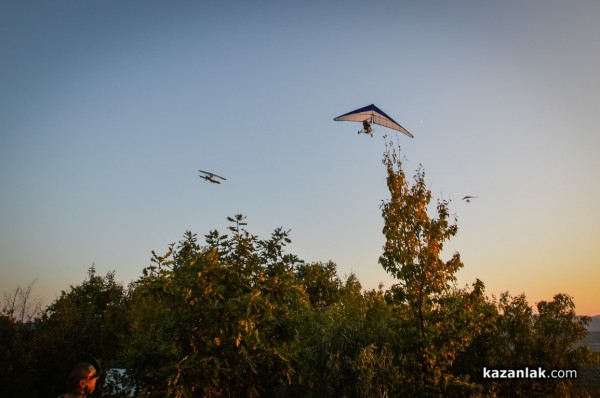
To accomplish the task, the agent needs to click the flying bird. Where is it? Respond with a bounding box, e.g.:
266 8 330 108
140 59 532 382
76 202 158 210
462 196 477 203
199 170 226 184
334 104 413 138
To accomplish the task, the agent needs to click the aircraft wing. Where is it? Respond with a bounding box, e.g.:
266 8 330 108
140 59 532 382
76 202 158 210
199 170 226 180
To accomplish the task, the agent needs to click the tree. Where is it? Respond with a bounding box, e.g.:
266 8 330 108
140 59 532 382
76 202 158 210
378 138 480 396
533 294 591 371
126 216 309 397
0 279 43 396
1 279 42 323
450 290 592 397
292 274 402 398
29 266 130 397
0 313 38 396
295 261 342 308
488 293 592 397
379 139 462 325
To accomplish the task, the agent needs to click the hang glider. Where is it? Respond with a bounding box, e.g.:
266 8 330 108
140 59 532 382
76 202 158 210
199 170 226 184
462 196 477 203
334 104 413 138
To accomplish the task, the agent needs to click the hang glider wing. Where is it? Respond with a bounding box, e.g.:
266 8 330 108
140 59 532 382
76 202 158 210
334 104 413 138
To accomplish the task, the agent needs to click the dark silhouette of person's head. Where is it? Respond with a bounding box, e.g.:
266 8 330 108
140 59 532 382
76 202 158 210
64 362 98 397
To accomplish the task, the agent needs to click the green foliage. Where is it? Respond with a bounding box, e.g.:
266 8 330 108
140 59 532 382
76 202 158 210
380 141 462 305
3 145 594 398
576 352 600 398
126 216 308 397
534 294 591 368
451 291 593 397
292 276 400 397
29 266 130 397
379 139 477 396
0 314 38 396
532 294 591 396
485 293 592 397
376 140 591 397
0 280 41 396
295 261 342 308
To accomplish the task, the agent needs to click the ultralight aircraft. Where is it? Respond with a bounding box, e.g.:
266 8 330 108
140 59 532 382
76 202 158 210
462 196 477 203
334 104 413 138
199 170 226 184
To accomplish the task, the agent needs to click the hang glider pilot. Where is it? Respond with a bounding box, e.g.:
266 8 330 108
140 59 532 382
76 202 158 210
361 120 373 137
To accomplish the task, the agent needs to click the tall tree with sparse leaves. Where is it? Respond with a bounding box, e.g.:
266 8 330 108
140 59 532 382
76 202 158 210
378 137 477 396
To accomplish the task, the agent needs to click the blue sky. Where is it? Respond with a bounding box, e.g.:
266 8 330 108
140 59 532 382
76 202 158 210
1 1 599 315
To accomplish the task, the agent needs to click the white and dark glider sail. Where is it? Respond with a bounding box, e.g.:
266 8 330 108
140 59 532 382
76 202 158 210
334 104 413 138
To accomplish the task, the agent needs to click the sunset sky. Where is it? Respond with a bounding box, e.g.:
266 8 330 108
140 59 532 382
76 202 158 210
1 1 599 316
